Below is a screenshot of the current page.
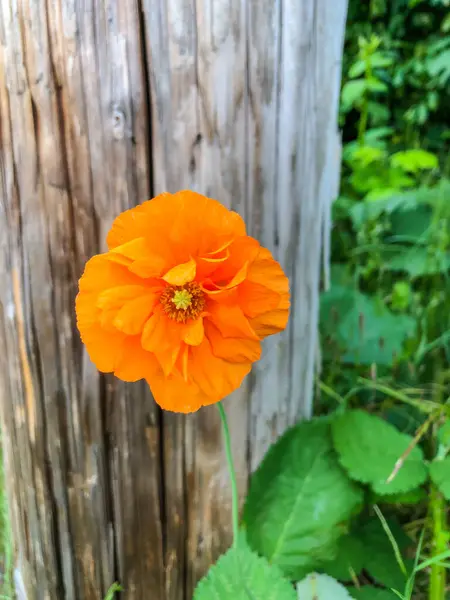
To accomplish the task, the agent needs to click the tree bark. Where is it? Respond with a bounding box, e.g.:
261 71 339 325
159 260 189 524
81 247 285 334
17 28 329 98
0 0 348 598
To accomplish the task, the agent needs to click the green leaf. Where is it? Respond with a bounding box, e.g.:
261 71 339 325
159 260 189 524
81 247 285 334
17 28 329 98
349 60 366 79
296 573 353 599
372 487 427 506
104 584 123 600
429 457 450 500
319 533 365 580
193 541 296 600
348 586 398 600
320 287 416 366
341 80 367 111
243 420 363 580
387 248 450 278
391 150 438 173
360 519 413 590
389 205 432 242
437 421 450 446
331 410 428 495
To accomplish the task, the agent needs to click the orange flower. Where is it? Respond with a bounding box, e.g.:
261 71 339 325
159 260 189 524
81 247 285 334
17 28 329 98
76 191 290 413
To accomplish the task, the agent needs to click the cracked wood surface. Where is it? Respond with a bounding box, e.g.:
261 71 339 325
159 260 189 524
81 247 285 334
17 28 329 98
0 0 347 598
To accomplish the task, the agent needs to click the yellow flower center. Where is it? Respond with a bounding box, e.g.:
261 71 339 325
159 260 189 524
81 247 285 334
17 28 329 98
172 289 193 310
160 282 205 323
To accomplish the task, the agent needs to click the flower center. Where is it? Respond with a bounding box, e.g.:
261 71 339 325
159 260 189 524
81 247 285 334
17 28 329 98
172 289 192 310
160 282 205 323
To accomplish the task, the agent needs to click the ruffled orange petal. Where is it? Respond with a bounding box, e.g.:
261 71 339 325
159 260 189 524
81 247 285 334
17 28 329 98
237 280 281 319
147 368 212 413
97 285 149 310
249 292 290 337
107 191 246 266
205 322 261 363
79 254 142 293
107 192 172 249
113 292 158 335
77 287 124 364
162 257 196 285
182 318 204 346
141 308 182 375
207 300 259 340
114 336 158 382
246 247 289 295
209 236 260 287
189 338 251 400
166 191 247 258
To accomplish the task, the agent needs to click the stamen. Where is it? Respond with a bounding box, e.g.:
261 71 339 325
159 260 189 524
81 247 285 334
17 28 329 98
160 282 205 323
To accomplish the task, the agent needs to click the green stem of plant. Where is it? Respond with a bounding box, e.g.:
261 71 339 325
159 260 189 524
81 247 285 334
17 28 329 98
358 57 372 146
217 402 239 547
429 484 447 600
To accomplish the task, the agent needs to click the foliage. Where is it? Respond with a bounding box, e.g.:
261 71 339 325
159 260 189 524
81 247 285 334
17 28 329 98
104 584 123 600
315 5 450 595
296 573 353 599
331 410 428 494
348 588 398 600
429 457 450 500
242 420 363 579
193 538 295 600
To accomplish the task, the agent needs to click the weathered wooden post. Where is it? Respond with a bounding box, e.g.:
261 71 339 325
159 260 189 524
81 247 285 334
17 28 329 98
0 0 348 598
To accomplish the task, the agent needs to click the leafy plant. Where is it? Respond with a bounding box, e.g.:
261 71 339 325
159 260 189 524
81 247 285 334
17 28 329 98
242 420 363 579
193 538 295 600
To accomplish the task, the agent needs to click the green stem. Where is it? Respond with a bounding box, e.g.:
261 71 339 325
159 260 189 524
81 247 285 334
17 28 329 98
429 484 447 600
358 57 372 146
217 402 239 547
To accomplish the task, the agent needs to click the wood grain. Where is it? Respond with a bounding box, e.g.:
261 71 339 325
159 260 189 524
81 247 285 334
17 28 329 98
0 0 348 597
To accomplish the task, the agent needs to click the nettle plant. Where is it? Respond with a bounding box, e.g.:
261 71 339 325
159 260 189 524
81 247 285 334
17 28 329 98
196 405 450 599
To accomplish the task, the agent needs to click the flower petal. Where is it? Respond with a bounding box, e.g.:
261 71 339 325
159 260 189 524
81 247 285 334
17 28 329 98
207 300 259 340
141 309 182 375
162 257 196 286
189 338 251 399
78 254 142 293
183 318 204 346
205 321 261 363
237 280 281 319
209 236 260 287
114 336 158 382
146 369 208 413
246 247 289 295
107 193 172 249
76 320 125 373
113 292 158 335
97 285 149 310
249 293 290 337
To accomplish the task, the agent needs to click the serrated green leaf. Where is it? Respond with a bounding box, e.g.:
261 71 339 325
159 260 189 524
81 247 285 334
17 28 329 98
429 457 450 500
243 420 363 580
387 248 450 277
331 411 428 495
360 519 413 590
320 288 416 366
437 421 450 446
391 150 438 172
193 541 296 600
319 533 365 580
372 487 427 506
348 586 398 600
296 573 353 599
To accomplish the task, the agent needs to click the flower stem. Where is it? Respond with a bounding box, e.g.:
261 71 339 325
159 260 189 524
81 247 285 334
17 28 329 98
429 484 447 600
217 402 239 547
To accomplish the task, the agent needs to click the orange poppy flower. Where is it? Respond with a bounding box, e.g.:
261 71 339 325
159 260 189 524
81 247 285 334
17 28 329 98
76 191 289 413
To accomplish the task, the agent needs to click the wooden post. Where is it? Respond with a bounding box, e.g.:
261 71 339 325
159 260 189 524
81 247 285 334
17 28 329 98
0 0 348 598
